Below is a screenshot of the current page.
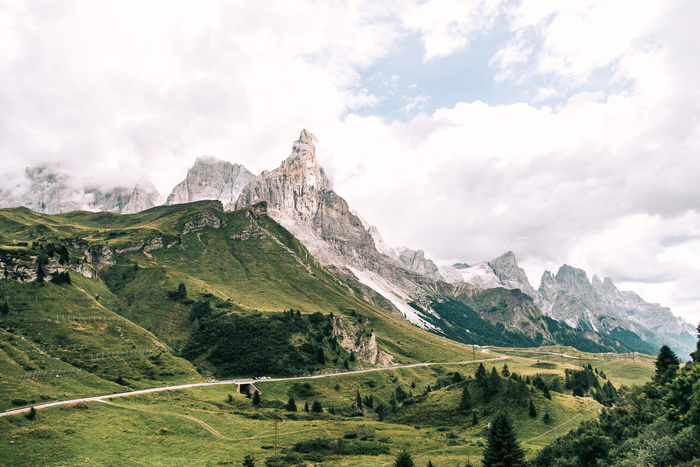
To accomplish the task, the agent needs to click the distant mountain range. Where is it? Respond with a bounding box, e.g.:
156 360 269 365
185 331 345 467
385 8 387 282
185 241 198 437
0 130 694 358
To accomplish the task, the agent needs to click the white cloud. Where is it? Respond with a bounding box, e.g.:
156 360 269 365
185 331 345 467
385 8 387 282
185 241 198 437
402 0 505 60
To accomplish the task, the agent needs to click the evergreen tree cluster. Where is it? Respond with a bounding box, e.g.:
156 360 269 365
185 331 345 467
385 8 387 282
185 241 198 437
532 342 700 466
50 271 71 285
181 308 340 376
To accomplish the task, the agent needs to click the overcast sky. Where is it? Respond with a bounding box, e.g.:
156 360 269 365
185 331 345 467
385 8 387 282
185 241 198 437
2 0 699 323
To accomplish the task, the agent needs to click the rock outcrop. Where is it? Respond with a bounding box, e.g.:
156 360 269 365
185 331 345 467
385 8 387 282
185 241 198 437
166 157 255 209
536 265 695 357
0 165 160 214
235 130 385 267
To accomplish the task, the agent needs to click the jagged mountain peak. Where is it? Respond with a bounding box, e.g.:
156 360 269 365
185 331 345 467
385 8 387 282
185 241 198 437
554 264 590 285
165 157 255 209
486 250 537 297
293 129 318 158
0 163 161 214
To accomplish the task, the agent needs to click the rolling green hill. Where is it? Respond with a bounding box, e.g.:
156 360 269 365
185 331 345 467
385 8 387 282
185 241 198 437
0 202 666 465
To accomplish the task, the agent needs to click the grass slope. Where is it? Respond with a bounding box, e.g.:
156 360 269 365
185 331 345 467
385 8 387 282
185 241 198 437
0 350 653 466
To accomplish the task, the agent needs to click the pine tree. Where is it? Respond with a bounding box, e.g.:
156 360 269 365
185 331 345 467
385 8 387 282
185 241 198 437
355 390 363 409
482 413 525 467
394 450 415 467
459 385 472 412
654 345 680 384
252 390 261 407
285 396 297 411
304 402 309 412
691 323 700 363
472 412 478 426
426 460 434 467
311 400 323 412
475 363 487 382
528 400 537 417
316 346 325 364
242 454 255 467
484 367 501 402
501 363 510 377
26 406 37 421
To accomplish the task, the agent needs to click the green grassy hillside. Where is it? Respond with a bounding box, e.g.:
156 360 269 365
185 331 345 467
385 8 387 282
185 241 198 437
0 202 662 465
0 349 655 466
0 202 477 399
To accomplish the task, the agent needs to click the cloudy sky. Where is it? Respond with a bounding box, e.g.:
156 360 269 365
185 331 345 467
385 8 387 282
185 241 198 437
2 0 699 323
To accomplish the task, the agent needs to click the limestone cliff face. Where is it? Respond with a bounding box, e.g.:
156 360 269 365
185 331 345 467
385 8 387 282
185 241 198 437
0 165 160 214
235 130 381 267
395 247 444 282
487 251 538 298
536 264 696 357
166 157 256 209
332 315 393 365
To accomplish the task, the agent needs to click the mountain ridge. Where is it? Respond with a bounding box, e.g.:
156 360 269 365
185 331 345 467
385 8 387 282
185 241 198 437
0 129 693 358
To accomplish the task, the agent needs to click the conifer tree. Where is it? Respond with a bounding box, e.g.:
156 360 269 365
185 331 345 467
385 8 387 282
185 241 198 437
311 400 323 412
501 363 510 377
394 450 415 467
475 363 487 382
482 413 525 467
285 396 297 411
654 345 680 384
459 385 472 412
252 390 261 407
691 323 700 363
528 400 537 417
242 454 255 467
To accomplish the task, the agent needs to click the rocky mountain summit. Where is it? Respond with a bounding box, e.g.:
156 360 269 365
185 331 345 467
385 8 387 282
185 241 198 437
165 156 255 210
0 165 160 214
537 265 695 356
443 251 695 357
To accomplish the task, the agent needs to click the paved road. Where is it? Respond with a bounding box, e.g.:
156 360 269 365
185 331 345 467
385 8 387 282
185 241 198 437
0 355 507 418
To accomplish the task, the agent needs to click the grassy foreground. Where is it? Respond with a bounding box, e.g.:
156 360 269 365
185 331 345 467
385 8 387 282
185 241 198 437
0 348 653 466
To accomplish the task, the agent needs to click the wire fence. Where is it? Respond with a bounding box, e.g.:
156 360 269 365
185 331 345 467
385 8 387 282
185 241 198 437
0 295 94 302
18 368 82 379
56 315 127 322
89 349 159 360
34 343 85 352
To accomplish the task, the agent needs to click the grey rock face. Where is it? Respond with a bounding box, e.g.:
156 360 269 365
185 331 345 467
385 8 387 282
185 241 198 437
536 264 696 357
0 165 160 214
395 247 445 282
235 129 378 266
166 156 256 209
487 251 538 297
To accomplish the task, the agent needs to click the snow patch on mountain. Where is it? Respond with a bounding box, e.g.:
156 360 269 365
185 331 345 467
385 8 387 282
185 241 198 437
348 266 437 331
453 263 504 288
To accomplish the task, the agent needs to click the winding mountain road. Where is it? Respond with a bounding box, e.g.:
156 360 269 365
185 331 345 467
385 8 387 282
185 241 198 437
0 355 508 418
